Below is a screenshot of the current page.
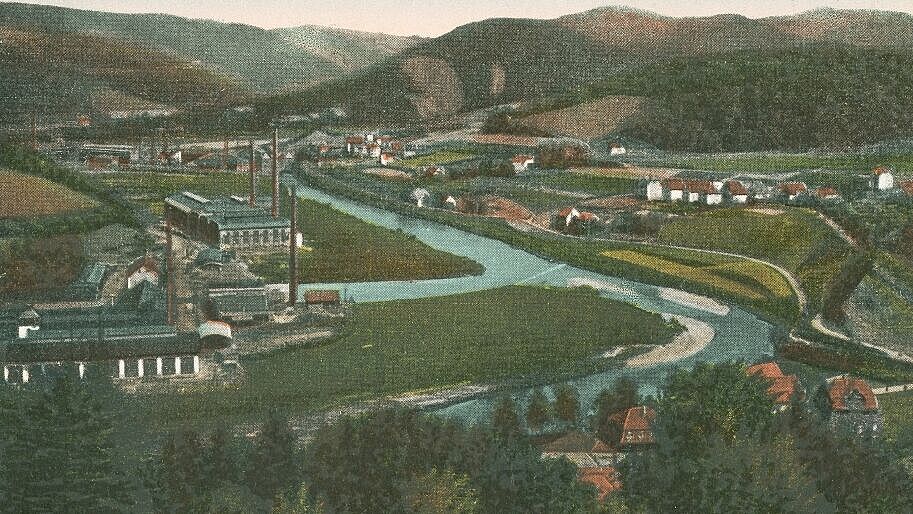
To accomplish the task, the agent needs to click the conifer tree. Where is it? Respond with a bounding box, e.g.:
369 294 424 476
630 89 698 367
248 411 299 500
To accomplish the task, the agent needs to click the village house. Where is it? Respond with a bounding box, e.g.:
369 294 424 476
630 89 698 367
578 467 623 503
820 375 882 439
609 142 627 156
126 256 160 290
512 154 535 172
665 179 686 202
815 186 842 201
379 152 396 166
779 182 808 202
686 180 722 205
443 195 458 209
746 361 802 411
725 181 749 204
424 165 447 178
608 406 656 450
899 180 913 196
541 430 619 468
555 207 599 231
645 179 665 201
872 166 895 191
410 188 431 207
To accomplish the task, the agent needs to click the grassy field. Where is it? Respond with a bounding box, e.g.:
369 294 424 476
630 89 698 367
656 207 850 311
97 171 272 215
249 198 483 283
397 150 476 170
879 391 913 444
664 152 913 175
517 95 644 140
520 172 636 198
137 286 681 429
0 169 98 217
602 249 792 301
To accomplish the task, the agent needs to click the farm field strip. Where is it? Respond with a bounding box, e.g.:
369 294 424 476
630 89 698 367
0 169 98 217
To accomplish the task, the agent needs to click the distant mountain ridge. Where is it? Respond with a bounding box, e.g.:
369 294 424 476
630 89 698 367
0 2 421 94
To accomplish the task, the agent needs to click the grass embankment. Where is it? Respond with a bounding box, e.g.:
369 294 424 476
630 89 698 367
249 198 483 283
138 286 681 429
298 171 801 323
656 207 850 313
97 171 273 216
879 391 913 444
663 152 913 175
397 151 476 170
0 169 98 216
520 172 635 198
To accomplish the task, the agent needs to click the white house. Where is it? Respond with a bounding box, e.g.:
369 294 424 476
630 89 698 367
444 195 458 209
726 181 749 204
665 179 686 202
645 180 664 201
411 188 431 207
609 142 627 156
873 166 895 191
512 155 535 172
17 308 40 339
780 182 808 202
126 256 160 290
559 207 582 226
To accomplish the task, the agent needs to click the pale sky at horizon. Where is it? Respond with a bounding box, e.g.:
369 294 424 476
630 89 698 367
11 0 913 36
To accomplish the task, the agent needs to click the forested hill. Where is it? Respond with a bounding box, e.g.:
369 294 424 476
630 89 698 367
0 2 420 93
609 45 913 151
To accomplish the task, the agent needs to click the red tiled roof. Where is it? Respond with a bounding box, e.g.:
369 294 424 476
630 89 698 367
899 181 913 195
578 212 599 222
747 362 799 404
874 166 892 176
727 181 749 196
305 290 341 305
685 180 719 195
578 467 622 502
126 256 160 277
512 154 534 163
558 207 578 218
609 406 656 447
828 376 878 412
663 178 685 191
780 182 808 195
345 136 364 144
816 187 840 198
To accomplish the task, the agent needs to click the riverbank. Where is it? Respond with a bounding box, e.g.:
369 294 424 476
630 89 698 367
626 315 716 367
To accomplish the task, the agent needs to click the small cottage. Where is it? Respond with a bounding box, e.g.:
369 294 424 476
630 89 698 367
872 166 895 191
779 182 808 202
747 361 801 411
726 181 749 204
820 376 882 439
512 155 535 172
608 406 656 450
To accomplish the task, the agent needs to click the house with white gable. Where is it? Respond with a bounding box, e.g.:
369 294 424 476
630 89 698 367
609 142 627 156
512 155 536 173
380 153 396 166
779 182 808 202
411 188 431 207
645 180 664 201
126 256 160 290
665 179 686 202
872 166 895 191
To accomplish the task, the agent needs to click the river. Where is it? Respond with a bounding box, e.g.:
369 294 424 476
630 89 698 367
293 184 774 426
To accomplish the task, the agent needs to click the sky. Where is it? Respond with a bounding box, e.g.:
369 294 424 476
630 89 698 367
15 0 913 36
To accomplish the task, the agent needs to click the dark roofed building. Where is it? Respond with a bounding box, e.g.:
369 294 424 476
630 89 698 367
165 192 291 250
608 406 656 450
208 289 271 323
66 262 108 300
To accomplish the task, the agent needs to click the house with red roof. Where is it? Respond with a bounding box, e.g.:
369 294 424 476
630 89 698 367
747 361 802 411
872 166 895 191
512 155 535 172
725 181 749 204
820 375 882 438
607 406 656 450
898 180 913 196
779 182 808 202
815 187 841 201
379 153 396 166
126 256 160 290
578 467 622 502
663 179 686 202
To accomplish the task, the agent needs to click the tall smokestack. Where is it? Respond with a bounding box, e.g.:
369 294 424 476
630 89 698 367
288 183 298 306
248 139 256 207
272 128 279 218
165 219 175 325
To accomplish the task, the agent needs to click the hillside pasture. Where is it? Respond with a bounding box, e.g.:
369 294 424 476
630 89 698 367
517 95 644 140
0 169 98 217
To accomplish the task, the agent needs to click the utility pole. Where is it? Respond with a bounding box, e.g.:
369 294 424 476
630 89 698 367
248 139 256 206
288 182 298 306
271 128 279 218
